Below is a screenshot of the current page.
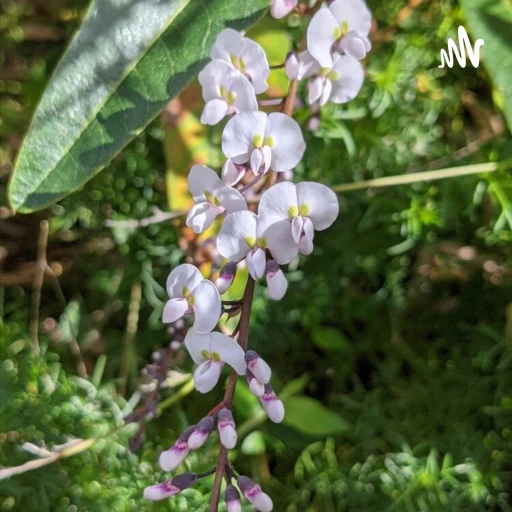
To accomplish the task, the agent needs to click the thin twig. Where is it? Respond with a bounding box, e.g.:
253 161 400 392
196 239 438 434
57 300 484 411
104 207 186 228
30 220 49 354
331 161 503 193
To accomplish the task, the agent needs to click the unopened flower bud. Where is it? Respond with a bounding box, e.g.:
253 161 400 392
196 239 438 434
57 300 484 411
144 472 197 501
159 425 194 471
217 408 237 449
260 384 285 423
225 484 242 512
188 416 215 449
246 369 265 397
237 476 273 511
215 261 237 295
285 52 300 80
265 260 288 300
245 350 271 384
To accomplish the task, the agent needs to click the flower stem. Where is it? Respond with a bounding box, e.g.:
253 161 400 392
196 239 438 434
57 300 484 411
209 277 256 511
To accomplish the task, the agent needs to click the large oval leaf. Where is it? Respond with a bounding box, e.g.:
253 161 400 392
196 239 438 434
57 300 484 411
460 0 512 133
9 0 268 213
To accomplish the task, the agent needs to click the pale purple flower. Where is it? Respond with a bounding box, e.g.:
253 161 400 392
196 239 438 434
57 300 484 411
144 472 197 501
163 264 221 334
217 408 237 449
186 165 247 234
217 211 298 279
159 426 195 471
215 261 237 295
245 350 271 384
307 0 372 67
188 416 215 449
260 384 285 423
211 29 269 94
246 369 265 397
225 484 242 512
271 0 298 19
184 330 246 393
199 59 257 125
298 51 365 106
238 476 274 511
265 260 288 300
258 181 339 259
222 111 305 175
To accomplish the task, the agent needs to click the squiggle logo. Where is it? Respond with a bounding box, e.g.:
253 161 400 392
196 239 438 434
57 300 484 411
439 26 484 68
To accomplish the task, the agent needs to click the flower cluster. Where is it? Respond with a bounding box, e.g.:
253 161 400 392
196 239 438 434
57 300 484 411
145 0 372 509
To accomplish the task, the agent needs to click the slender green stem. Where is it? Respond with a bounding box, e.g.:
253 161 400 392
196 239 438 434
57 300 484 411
332 162 503 193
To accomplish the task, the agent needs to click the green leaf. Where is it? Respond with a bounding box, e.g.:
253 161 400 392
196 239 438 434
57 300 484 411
460 0 512 132
9 0 268 212
241 431 266 455
312 327 349 352
283 396 350 436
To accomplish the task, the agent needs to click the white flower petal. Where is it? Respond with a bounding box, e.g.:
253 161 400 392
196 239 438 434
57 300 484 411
211 28 244 62
201 99 229 125
285 52 300 80
222 159 245 186
166 263 203 298
144 481 180 501
188 165 224 202
246 247 266 280
217 210 257 262
214 183 247 214
162 298 189 324
299 217 315 255
265 113 305 172
330 0 372 36
186 202 222 234
258 214 298 265
198 59 236 101
159 443 190 471
319 78 333 106
191 280 222 333
184 329 211 365
296 181 339 230
307 7 339 68
340 34 367 60
219 424 237 449
271 0 298 19
259 181 298 220
194 360 224 393
210 331 247 374
291 215 303 244
262 145 272 174
297 50 321 80
250 148 264 175
329 55 365 104
308 76 323 105
231 74 258 113
222 111 268 165
267 268 288 301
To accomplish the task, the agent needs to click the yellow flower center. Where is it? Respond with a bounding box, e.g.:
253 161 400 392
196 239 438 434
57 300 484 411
245 235 256 247
252 134 263 148
256 236 267 248
263 136 275 148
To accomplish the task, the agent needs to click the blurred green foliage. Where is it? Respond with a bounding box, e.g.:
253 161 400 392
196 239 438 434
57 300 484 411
1 0 511 511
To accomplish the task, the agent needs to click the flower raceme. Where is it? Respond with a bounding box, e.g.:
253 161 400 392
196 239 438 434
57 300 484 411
163 264 221 334
222 111 306 175
307 0 372 67
186 164 247 234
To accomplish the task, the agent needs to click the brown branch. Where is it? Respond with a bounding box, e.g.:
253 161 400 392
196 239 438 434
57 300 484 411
209 277 256 511
30 220 49 354
104 207 186 228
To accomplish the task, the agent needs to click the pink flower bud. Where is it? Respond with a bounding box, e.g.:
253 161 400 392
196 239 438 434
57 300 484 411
246 369 265 397
237 476 273 511
225 484 242 512
217 408 237 449
159 426 194 471
215 261 237 295
144 472 197 501
265 260 288 301
188 416 215 449
245 350 272 384
260 384 285 423
285 52 300 80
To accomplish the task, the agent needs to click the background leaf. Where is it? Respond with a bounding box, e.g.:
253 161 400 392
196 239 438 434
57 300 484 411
8 0 268 212
460 0 512 132
283 396 350 436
